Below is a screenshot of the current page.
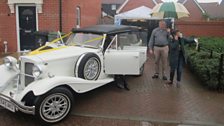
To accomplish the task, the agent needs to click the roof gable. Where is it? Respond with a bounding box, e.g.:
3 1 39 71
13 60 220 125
117 0 162 14
179 0 205 21
200 2 224 19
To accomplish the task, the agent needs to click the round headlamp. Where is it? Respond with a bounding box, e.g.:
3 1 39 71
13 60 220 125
3 56 17 69
32 65 43 79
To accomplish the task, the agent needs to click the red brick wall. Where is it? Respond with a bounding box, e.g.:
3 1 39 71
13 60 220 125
0 0 17 52
0 0 101 52
175 21 224 37
38 0 60 32
62 0 102 32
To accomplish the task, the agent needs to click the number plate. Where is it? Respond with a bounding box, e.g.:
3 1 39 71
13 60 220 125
0 97 15 112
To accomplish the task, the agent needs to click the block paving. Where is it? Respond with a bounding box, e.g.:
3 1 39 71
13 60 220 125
0 53 224 126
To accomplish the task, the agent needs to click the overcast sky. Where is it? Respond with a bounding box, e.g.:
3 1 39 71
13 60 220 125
162 0 221 3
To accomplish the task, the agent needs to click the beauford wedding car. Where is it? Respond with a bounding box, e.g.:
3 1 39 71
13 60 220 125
0 25 147 124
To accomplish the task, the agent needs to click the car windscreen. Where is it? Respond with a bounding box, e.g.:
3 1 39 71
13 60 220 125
66 33 104 48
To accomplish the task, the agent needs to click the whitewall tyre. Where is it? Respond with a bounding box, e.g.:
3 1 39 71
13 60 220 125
35 87 74 124
75 53 101 80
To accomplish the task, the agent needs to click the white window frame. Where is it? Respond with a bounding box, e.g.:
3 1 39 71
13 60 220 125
111 4 116 10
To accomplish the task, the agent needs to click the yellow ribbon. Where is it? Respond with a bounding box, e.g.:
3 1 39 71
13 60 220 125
28 32 72 55
83 36 105 44
69 36 105 46
28 33 105 56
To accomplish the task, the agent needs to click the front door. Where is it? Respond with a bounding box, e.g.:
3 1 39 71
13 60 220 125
18 6 37 51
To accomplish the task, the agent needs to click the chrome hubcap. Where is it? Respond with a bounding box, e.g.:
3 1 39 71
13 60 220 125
41 94 70 121
84 57 99 80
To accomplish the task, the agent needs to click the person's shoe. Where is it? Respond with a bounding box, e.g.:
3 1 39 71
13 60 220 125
162 76 168 80
152 74 159 79
166 81 173 85
124 84 130 91
176 81 181 88
116 82 124 89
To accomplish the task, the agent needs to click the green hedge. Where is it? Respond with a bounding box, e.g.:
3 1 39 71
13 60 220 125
198 37 224 53
185 37 224 90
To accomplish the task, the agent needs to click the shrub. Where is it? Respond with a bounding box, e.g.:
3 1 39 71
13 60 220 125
185 37 224 90
199 37 224 53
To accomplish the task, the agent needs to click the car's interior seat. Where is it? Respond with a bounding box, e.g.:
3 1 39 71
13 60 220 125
118 35 129 50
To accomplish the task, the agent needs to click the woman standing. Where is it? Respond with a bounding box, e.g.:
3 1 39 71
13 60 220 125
166 30 198 87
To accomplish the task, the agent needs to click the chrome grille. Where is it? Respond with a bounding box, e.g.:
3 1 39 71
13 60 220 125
25 62 34 86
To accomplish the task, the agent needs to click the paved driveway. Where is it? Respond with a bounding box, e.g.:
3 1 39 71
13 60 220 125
71 57 224 126
0 53 224 126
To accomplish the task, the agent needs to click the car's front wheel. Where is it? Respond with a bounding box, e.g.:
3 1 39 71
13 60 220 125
35 87 74 124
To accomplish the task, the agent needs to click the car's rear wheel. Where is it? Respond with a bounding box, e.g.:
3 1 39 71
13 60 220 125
35 87 74 124
75 53 101 80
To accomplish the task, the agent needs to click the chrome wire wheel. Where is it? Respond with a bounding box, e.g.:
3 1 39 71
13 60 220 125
76 53 101 80
83 57 100 80
39 93 71 123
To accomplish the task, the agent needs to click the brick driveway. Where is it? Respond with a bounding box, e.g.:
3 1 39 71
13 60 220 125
0 53 224 126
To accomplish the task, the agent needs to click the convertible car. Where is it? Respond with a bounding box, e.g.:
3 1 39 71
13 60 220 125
0 25 147 124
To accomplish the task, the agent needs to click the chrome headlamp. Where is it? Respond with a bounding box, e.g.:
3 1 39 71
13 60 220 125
32 64 45 79
3 56 18 69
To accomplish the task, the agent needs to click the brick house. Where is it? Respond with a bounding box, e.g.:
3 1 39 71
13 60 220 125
0 0 101 52
101 0 126 24
102 0 126 17
199 2 224 20
177 0 205 21
175 0 224 21
175 0 224 37
116 0 162 14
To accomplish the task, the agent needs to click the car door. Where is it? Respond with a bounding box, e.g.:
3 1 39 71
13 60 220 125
104 33 147 75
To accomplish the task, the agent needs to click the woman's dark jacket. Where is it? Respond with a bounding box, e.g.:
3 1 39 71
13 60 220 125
168 37 195 68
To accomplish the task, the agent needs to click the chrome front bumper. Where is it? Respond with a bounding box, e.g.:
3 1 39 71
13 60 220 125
0 93 35 115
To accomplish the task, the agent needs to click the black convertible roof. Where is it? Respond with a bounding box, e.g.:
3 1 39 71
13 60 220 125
72 25 139 35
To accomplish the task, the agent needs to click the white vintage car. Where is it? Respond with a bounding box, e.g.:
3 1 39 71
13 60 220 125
0 25 147 124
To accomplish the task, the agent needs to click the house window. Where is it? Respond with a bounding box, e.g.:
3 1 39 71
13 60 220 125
76 6 81 28
111 4 116 10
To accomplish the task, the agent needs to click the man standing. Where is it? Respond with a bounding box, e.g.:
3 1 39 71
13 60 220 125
148 20 170 80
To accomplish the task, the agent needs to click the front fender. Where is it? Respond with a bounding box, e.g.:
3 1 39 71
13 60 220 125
20 76 114 97
0 65 18 91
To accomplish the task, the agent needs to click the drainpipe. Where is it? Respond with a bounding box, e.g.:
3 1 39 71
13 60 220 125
59 0 62 32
